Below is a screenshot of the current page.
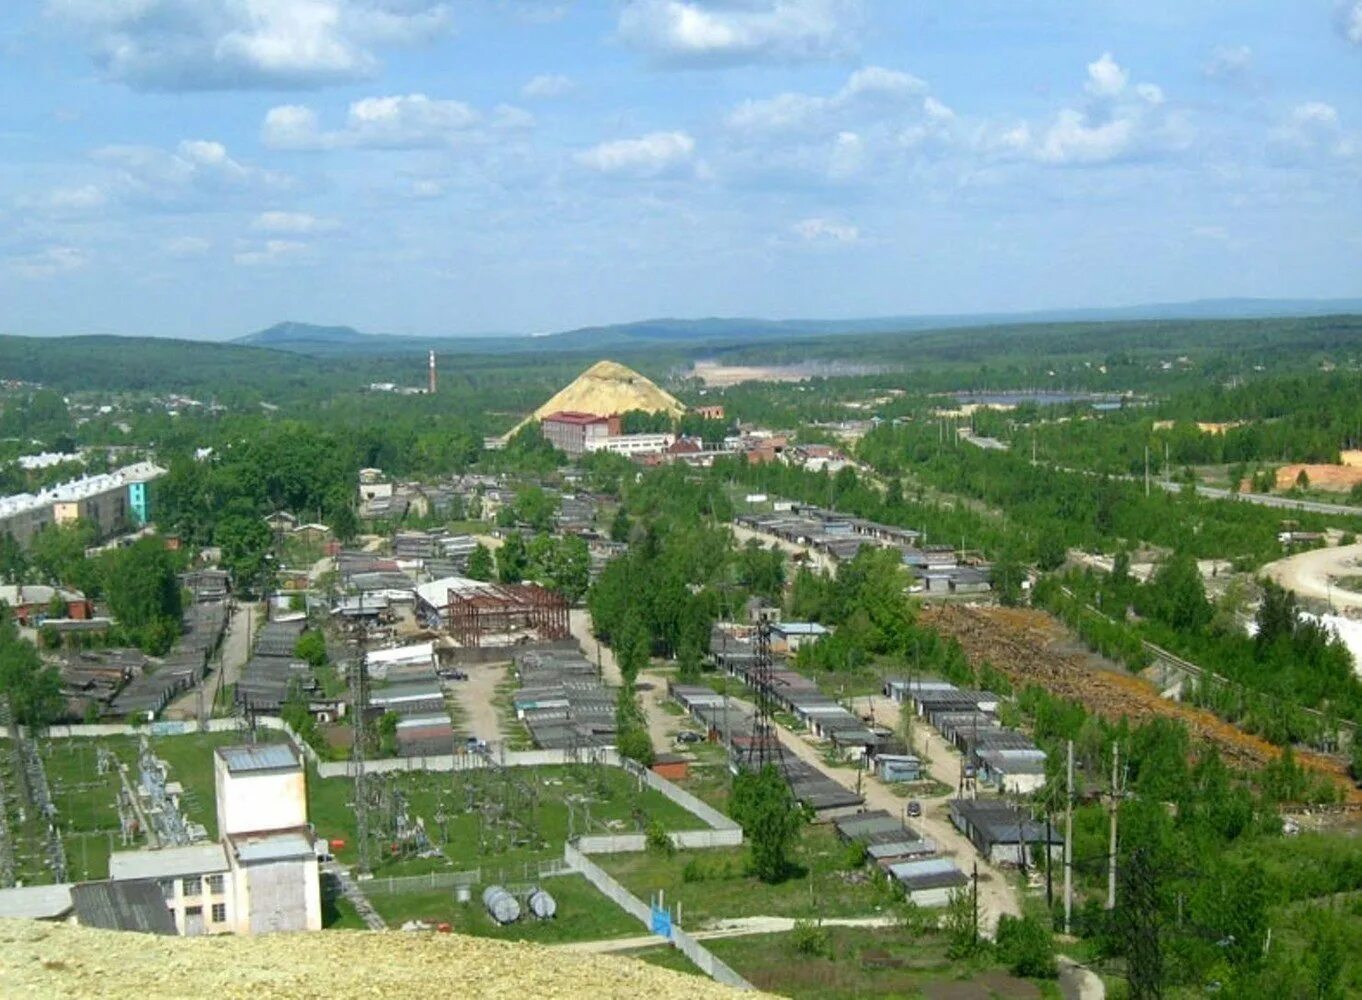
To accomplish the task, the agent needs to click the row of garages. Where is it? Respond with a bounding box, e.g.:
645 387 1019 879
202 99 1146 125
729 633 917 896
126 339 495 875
512 649 616 750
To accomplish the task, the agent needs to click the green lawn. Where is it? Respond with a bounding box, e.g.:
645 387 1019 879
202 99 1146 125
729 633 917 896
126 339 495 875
634 927 1064 1000
362 874 645 943
599 825 895 925
307 762 710 877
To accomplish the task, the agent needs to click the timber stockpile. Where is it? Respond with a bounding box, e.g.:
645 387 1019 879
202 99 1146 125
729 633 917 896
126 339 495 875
922 604 1362 803
0 920 766 1000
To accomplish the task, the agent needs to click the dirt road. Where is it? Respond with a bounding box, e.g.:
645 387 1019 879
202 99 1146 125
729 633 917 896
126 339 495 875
570 609 679 752
1262 543 1362 611
456 661 507 745
164 599 255 722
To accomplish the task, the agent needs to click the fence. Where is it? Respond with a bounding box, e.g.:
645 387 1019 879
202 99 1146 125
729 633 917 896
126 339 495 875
360 869 481 896
623 758 740 832
314 746 622 778
564 842 754 991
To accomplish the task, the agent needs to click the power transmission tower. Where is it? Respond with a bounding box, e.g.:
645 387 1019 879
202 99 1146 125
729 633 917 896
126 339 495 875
350 624 371 876
742 620 778 772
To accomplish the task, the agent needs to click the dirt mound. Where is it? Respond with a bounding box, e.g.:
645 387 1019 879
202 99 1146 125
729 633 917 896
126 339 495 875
1271 464 1362 492
922 605 1359 800
511 360 685 437
0 919 760 1000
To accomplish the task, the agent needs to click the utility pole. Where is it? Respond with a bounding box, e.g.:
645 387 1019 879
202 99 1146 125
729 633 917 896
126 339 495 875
971 861 980 948
1144 445 1150 497
1064 739 1074 935
1107 742 1120 910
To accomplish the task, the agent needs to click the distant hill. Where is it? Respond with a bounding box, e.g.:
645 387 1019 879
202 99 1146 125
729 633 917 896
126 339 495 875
233 299 1362 357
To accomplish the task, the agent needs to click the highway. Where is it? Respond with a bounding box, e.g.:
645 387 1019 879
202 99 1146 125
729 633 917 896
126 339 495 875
1156 479 1362 517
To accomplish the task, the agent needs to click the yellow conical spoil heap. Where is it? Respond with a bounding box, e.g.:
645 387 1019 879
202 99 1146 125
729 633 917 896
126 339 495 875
508 360 686 438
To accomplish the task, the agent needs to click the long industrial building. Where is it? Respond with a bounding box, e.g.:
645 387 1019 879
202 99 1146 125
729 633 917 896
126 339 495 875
0 461 165 545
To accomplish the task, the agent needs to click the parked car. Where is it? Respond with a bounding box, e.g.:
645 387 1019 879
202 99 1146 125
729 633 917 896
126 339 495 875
906 799 922 818
675 731 703 744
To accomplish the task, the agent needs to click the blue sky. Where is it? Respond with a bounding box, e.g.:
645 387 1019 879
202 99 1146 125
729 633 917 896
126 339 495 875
0 1 1360 339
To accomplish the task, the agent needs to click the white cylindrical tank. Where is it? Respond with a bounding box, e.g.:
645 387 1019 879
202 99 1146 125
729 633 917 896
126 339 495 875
482 885 520 924
527 888 556 920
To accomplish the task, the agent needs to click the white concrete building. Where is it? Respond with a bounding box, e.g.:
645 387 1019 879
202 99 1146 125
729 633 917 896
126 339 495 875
107 743 321 936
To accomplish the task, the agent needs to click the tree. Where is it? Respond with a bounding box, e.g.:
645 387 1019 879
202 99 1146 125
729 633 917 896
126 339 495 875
730 765 804 883
0 533 28 584
28 522 95 586
1036 531 1067 572
496 532 527 584
609 506 632 543
102 537 183 654
467 543 494 581
995 914 1056 978
0 610 64 726
1147 553 1211 633
216 511 273 593
616 726 653 766
993 549 1025 607
295 631 327 669
552 535 591 603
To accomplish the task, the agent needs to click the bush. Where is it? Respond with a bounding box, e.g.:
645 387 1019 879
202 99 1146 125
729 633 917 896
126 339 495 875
790 919 831 958
616 727 654 766
995 914 1057 978
646 820 674 855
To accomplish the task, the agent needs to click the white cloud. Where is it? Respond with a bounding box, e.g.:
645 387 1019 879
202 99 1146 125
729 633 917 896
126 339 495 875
575 130 696 176
17 184 107 215
521 73 574 99
92 139 288 205
234 239 309 266
827 130 863 178
1203 44 1252 80
410 179 443 198
726 64 924 134
7 246 88 279
253 210 338 234
996 54 1187 166
263 93 483 149
1342 2 1362 45
617 0 861 66
1084 52 1128 98
46 0 452 91
491 104 536 130
791 216 858 243
1269 101 1357 163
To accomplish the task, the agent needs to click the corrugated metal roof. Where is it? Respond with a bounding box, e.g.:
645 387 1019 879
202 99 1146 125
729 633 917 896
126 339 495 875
218 744 299 773
0 883 74 919
71 880 177 935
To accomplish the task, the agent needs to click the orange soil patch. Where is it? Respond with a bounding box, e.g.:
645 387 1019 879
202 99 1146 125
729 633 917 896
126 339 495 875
922 604 1360 802
1272 464 1362 492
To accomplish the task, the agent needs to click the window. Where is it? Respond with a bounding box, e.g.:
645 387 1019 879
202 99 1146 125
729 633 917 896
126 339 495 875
206 874 225 894
182 876 202 897
211 903 226 923
158 879 174 901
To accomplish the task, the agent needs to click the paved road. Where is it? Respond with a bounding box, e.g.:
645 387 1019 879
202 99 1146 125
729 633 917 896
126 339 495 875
1166 480 1362 516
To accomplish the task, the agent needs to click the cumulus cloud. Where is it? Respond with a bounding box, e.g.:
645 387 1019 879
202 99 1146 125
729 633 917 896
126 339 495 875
7 246 88 279
234 239 309 266
253 210 338 233
791 216 858 243
521 73 574 99
263 94 484 149
1269 101 1358 163
46 0 452 91
995 54 1187 166
617 0 861 66
726 64 924 133
575 130 696 176
92 139 288 206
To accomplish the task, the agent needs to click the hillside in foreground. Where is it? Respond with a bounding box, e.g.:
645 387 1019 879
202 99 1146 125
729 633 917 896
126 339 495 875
0 920 760 1000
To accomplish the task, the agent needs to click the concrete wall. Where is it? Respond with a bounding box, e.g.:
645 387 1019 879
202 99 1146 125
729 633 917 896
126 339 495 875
622 759 740 833
237 856 320 934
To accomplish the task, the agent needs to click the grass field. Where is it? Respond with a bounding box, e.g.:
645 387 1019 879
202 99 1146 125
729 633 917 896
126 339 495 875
307 761 709 877
633 927 1065 999
599 824 894 925
361 873 644 943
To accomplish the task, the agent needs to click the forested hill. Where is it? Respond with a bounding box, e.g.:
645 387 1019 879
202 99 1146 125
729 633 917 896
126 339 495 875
0 334 335 394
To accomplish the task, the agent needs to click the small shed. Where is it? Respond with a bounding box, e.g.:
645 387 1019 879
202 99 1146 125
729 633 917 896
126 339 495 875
875 754 923 783
651 754 690 782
